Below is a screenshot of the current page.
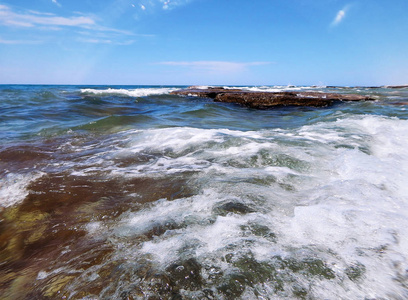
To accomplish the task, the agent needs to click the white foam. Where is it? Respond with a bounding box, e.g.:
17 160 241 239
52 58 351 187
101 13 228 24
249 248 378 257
0 172 43 207
267 116 408 297
194 214 255 254
226 85 323 93
85 221 102 235
77 115 408 297
186 85 325 93
117 190 259 264
85 127 269 177
80 87 175 97
187 85 211 89
36 271 48 280
36 267 66 281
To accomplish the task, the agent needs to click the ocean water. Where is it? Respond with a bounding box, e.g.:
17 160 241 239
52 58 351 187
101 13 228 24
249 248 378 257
0 85 408 299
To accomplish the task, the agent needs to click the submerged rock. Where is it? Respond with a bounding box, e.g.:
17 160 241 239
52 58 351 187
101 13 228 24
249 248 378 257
166 258 203 290
170 87 374 109
213 201 256 216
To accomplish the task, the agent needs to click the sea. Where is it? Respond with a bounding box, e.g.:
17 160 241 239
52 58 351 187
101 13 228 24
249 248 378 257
0 84 408 299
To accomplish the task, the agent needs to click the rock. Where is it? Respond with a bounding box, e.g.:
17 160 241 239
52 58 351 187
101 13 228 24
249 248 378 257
383 85 408 89
166 258 203 290
214 92 332 109
170 88 374 109
213 201 256 216
172 87 242 99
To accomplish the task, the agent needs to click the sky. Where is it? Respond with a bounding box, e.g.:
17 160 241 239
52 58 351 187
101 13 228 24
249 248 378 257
0 0 407 86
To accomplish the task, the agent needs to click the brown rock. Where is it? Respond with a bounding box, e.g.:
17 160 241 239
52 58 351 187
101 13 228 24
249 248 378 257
171 87 242 99
170 88 374 109
383 85 408 89
214 92 332 108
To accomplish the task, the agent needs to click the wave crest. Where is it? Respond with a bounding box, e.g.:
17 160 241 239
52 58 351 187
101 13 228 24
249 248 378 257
80 87 175 97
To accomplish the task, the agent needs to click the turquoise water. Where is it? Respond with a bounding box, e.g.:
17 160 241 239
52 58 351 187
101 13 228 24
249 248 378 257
1 85 408 299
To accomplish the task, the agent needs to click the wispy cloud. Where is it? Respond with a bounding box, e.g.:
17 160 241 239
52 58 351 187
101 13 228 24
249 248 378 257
52 0 62 7
78 37 135 45
0 37 41 44
158 61 271 73
0 5 94 28
161 0 194 10
331 5 351 27
0 4 144 45
77 28 152 45
134 0 194 13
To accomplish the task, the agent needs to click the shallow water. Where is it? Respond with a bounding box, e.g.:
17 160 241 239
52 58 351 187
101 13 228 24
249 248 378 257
1 85 408 299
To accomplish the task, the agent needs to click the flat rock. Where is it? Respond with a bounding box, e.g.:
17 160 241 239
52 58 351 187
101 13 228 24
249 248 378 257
383 85 408 89
171 87 242 99
170 87 374 109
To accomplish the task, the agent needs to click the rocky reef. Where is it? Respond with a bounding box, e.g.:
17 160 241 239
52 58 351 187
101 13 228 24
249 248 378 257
170 87 375 109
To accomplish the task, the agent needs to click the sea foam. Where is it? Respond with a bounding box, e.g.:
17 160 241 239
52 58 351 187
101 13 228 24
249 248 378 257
0 172 43 207
80 87 175 97
103 115 408 298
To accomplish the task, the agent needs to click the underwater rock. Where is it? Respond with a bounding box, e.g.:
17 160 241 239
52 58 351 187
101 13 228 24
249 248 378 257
166 258 203 290
213 201 256 216
170 87 374 109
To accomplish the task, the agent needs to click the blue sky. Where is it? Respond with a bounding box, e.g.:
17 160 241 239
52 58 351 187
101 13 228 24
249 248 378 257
0 0 407 85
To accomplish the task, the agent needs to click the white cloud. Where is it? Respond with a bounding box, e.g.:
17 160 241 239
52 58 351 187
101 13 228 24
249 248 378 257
160 0 193 10
78 37 135 45
162 1 171 10
0 5 94 28
331 5 351 27
333 10 345 25
134 0 193 13
0 5 137 33
158 61 271 73
52 0 62 7
79 38 113 44
0 4 155 46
